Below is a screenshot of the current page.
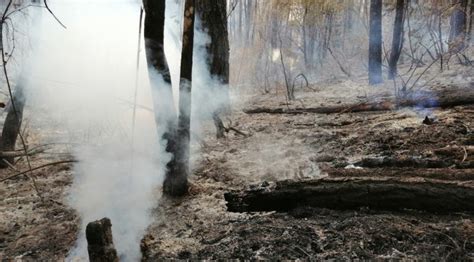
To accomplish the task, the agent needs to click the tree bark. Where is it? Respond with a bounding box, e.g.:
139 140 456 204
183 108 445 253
449 0 468 52
86 218 119 262
369 0 383 85
196 0 230 139
142 0 179 186
163 0 196 197
388 0 405 79
224 178 474 213
0 86 25 168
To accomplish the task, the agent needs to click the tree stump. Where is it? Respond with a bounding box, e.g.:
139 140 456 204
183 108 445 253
86 217 119 262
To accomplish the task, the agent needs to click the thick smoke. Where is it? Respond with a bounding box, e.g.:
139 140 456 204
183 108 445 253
20 0 228 260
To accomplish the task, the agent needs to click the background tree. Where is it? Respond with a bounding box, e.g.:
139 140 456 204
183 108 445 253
449 0 468 52
196 0 230 138
369 0 383 85
388 0 406 79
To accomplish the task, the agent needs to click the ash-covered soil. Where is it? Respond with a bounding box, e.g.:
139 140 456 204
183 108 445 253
141 68 474 260
1 66 473 260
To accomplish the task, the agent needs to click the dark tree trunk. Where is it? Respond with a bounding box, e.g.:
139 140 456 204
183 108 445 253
468 0 473 43
388 0 405 79
86 218 119 262
0 86 25 168
196 0 230 139
163 0 196 197
142 0 179 185
449 0 468 52
368 0 383 85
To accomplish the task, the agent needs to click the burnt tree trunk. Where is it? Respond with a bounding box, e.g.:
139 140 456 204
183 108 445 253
163 0 196 197
0 86 25 168
225 178 474 213
369 0 383 85
388 0 405 79
86 218 119 262
449 0 468 52
142 0 179 186
196 0 230 139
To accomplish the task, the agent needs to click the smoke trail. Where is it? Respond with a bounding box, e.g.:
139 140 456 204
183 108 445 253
22 0 229 260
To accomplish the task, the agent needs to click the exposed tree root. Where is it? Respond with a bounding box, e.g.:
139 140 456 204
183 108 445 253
225 178 474 213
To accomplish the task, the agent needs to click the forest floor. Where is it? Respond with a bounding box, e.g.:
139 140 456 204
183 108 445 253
1 65 474 260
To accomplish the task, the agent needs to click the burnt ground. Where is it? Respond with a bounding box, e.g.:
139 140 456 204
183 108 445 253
1 66 474 260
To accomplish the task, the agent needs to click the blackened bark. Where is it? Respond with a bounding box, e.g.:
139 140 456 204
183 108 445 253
0 86 25 168
449 0 468 52
196 0 230 138
369 0 383 85
388 0 405 79
142 0 179 183
86 218 119 262
163 0 195 197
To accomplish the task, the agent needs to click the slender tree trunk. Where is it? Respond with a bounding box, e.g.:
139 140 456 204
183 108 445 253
388 0 405 79
368 0 383 85
142 0 179 185
449 0 468 52
163 0 196 197
196 0 230 139
0 86 25 168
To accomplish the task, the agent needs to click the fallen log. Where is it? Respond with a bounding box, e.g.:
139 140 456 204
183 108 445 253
325 168 474 181
224 178 474 213
86 218 119 262
244 87 474 115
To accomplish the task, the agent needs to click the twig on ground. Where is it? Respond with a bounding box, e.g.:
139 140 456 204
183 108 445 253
0 160 77 183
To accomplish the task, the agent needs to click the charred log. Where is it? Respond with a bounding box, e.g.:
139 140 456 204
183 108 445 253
244 87 474 115
224 178 474 213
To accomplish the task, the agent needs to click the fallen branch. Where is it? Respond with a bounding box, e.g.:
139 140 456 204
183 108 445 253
224 178 474 213
0 159 77 183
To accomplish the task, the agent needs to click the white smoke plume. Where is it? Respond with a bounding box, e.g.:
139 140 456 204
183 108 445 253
19 0 229 261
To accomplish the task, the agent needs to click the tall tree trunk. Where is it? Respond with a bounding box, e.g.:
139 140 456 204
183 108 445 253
0 86 25 168
163 0 196 197
196 0 230 139
388 0 405 79
368 0 383 85
449 0 468 52
142 0 179 187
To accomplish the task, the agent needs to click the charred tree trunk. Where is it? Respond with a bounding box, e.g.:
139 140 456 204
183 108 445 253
368 0 383 85
449 0 468 52
142 0 179 186
86 218 119 262
196 0 230 139
0 86 25 168
163 0 196 197
388 0 405 79
225 178 474 213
